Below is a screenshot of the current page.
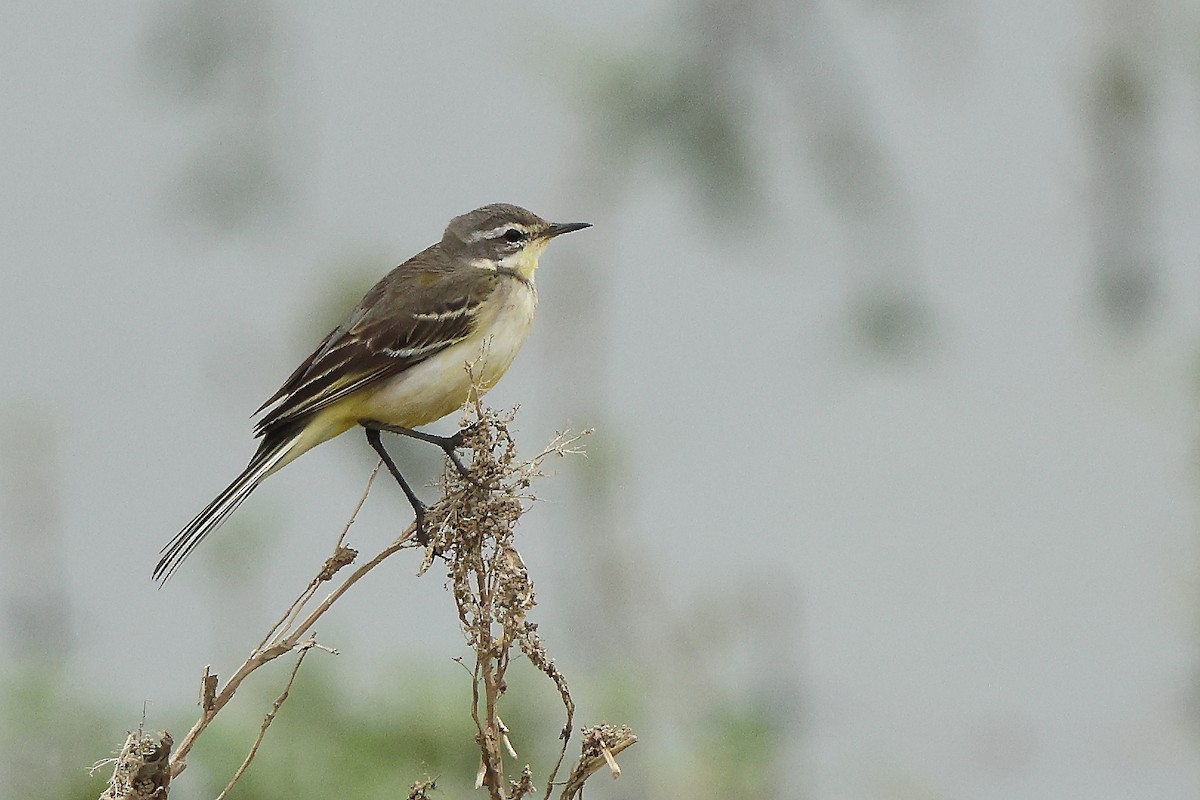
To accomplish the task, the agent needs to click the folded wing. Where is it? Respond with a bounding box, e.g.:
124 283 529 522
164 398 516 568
254 262 500 436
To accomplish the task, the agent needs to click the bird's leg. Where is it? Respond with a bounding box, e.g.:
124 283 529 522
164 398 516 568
360 420 474 479
364 427 429 545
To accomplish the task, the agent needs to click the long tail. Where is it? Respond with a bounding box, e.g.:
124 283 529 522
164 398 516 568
154 428 302 584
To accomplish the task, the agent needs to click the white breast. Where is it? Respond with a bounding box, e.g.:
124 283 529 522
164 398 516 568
356 277 538 428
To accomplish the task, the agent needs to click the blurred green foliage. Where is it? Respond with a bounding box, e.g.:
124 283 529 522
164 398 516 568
195 662 486 799
5 654 789 798
3 658 520 798
584 50 757 218
693 699 786 799
1 668 119 800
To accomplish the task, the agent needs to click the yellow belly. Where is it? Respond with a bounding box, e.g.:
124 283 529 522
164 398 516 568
268 277 538 477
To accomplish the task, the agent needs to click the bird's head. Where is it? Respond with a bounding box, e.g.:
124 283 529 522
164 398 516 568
442 204 590 279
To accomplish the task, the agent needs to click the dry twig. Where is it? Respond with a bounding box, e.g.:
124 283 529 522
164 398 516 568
112 387 634 797
215 637 326 799
425 393 634 799
168 465 408 776
559 725 639 799
96 729 172 800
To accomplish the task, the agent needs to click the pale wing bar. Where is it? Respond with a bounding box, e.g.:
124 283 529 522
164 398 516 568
253 270 498 435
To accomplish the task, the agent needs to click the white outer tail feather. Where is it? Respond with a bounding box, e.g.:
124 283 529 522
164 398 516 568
154 432 301 583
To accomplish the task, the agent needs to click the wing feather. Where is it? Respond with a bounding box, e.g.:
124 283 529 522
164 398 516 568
254 259 499 436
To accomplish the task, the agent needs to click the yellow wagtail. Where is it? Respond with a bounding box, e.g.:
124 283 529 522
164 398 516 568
155 204 590 583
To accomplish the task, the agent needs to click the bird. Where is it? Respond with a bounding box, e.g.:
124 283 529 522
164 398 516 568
154 204 590 583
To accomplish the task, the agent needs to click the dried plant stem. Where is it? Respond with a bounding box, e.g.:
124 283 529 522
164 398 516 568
559 726 639 800
169 520 416 774
122 392 635 797
258 461 381 650
169 464 416 776
428 395 634 799
96 730 172 800
215 638 321 799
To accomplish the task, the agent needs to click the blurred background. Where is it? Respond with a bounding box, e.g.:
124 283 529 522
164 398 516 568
3 1 1200 797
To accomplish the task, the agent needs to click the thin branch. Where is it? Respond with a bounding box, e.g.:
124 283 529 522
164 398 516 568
215 637 323 799
430 393 631 800
132 390 635 798
558 726 638 800
169 466 417 775
258 461 380 650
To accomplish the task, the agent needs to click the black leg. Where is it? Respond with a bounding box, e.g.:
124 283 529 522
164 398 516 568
360 420 474 479
365 427 429 544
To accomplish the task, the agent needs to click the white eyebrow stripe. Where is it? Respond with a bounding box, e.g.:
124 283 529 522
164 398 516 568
466 224 525 243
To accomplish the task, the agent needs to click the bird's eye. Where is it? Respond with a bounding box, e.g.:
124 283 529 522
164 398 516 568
503 228 525 243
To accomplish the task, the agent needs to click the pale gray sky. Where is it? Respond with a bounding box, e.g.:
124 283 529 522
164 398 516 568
3 2 1200 798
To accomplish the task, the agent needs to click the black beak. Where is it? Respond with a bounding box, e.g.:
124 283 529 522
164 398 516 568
544 221 592 238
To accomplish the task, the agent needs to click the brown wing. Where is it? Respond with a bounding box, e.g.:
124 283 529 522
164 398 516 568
254 258 500 437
